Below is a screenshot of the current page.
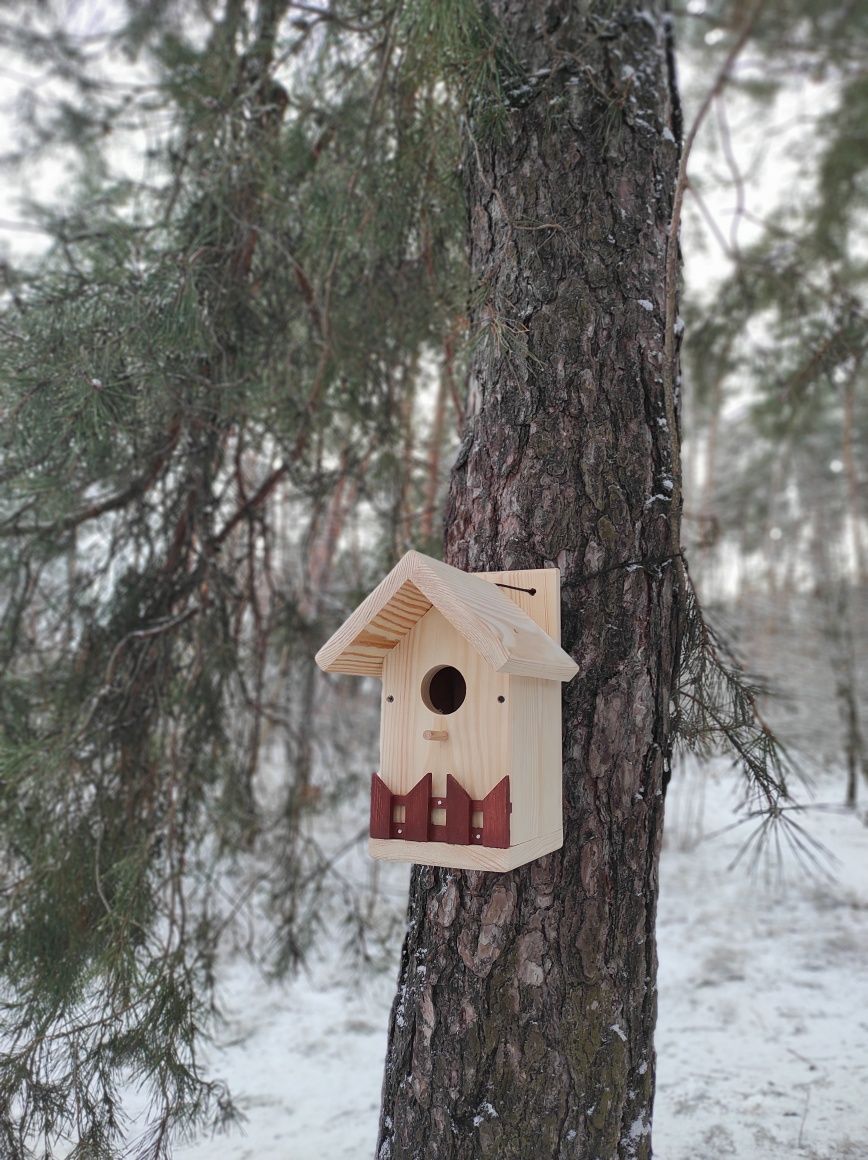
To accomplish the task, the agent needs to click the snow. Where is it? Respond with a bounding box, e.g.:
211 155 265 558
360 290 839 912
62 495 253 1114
655 766 868 1160
472 1101 498 1127
636 10 659 33
175 766 868 1160
629 1116 651 1141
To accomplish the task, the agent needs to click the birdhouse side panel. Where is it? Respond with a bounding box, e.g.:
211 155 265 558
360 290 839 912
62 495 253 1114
508 676 564 847
378 607 508 801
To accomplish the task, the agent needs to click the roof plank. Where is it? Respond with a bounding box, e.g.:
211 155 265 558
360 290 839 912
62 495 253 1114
315 551 578 682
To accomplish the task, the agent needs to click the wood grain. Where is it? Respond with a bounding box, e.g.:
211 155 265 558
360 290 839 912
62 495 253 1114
370 565 568 865
508 675 562 846
315 551 578 681
378 606 509 801
368 829 563 872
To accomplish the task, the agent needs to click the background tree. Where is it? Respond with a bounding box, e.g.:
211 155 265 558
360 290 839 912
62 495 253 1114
679 1 868 803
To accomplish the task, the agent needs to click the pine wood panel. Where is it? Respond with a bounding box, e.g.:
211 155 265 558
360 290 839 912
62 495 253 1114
315 551 577 681
406 555 576 679
373 564 567 864
321 557 571 868
507 675 563 846
378 607 509 800
479 569 563 851
476 567 562 639
368 829 563 872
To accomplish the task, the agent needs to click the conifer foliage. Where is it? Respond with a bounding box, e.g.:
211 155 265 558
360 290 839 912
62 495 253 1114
0 3 466 1154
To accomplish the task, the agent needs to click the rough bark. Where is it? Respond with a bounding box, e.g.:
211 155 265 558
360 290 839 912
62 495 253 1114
377 4 682 1158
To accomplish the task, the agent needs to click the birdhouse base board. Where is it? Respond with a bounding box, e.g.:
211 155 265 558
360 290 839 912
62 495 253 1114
368 829 563 872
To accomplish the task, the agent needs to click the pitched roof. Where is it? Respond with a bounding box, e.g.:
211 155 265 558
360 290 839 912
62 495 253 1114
315 550 578 682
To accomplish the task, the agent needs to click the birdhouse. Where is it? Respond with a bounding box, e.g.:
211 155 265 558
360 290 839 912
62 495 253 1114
315 551 578 871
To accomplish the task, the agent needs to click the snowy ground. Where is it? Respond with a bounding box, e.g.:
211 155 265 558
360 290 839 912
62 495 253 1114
177 766 868 1160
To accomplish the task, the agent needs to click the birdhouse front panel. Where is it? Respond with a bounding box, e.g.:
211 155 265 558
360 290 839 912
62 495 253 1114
376 607 512 859
314 552 579 872
379 607 508 803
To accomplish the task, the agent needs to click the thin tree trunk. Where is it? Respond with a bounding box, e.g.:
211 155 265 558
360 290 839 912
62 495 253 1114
443 322 464 437
837 358 866 804
303 445 363 618
842 356 866 584
295 447 368 793
842 665 863 810
420 369 449 545
395 358 419 555
696 370 724 585
377 4 682 1158
833 586 866 811
808 505 867 808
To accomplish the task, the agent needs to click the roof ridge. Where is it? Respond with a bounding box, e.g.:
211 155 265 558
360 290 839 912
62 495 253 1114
315 551 578 681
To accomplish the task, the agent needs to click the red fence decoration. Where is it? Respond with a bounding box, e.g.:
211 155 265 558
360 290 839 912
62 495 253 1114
370 772 511 849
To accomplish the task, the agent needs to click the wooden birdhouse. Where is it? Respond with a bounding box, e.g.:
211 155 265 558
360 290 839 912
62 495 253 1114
315 551 578 871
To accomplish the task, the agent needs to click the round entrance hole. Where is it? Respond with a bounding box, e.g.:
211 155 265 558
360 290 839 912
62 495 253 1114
421 665 467 715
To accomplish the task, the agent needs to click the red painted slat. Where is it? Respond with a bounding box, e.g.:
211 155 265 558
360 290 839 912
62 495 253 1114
372 772 511 847
481 776 510 848
403 772 432 842
445 774 471 845
370 773 392 839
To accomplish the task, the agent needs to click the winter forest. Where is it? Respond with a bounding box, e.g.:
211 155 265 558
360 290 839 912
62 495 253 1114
0 2 866 1158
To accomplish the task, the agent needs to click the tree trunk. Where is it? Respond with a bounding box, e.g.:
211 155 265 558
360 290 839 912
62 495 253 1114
376 4 682 1159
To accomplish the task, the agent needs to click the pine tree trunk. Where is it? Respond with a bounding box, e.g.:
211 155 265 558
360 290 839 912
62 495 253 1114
376 4 682 1158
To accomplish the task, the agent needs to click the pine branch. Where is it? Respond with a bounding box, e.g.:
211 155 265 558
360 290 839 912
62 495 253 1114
675 566 794 812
